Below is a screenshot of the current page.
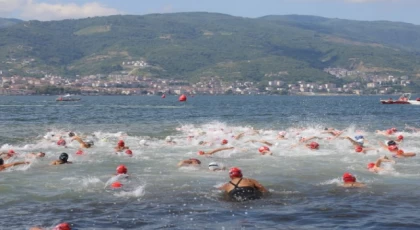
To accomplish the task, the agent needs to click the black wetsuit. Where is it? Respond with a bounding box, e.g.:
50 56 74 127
228 178 262 201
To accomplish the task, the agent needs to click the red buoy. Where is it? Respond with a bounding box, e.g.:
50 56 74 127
179 94 187 102
161 94 166 98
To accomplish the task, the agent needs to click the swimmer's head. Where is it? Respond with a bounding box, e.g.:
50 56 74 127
342 172 356 183
354 135 364 140
117 140 125 147
37 152 46 157
165 136 173 142
258 146 270 153
221 139 228 145
85 140 94 146
391 127 397 132
0 158 3 165
229 167 243 179
68 132 75 137
278 131 287 137
139 139 147 145
387 140 397 146
397 135 404 141
8 149 15 156
355 145 363 152
198 151 205 155
53 222 71 230
367 162 375 169
125 149 133 156
76 150 83 155
198 141 204 145
356 139 364 145
59 153 68 162
116 164 128 174
397 149 404 155
309 142 319 150
388 145 398 152
189 158 201 164
57 139 66 146
208 162 221 171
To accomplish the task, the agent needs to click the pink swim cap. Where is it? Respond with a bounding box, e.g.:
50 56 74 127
367 163 375 169
198 151 205 155
258 146 270 153
76 150 83 155
125 149 133 156
355 146 363 153
309 142 319 149
388 145 398 152
397 135 404 140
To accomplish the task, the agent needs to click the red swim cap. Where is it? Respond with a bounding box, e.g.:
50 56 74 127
258 146 270 153
397 135 404 140
116 164 127 174
397 149 404 155
76 150 83 155
309 142 319 149
125 149 133 156
53 222 71 230
198 151 205 155
388 145 398 152
342 172 356 183
355 146 363 152
8 149 15 154
118 140 125 147
57 139 66 146
367 162 375 169
111 181 123 188
229 167 243 178
221 139 228 145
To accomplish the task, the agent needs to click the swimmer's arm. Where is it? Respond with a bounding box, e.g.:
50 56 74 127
207 147 234 155
218 183 229 192
251 179 268 193
235 132 245 140
3 161 29 169
177 161 187 167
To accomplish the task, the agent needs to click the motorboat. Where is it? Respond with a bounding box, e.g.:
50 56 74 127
56 94 81 101
380 93 420 105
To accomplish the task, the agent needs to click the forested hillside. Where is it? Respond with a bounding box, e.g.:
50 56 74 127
1 13 419 84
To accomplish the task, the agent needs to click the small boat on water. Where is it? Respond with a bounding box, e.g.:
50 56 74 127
56 94 81 102
380 93 420 105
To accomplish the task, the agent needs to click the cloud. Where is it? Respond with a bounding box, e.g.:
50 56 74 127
1 0 121 21
0 0 26 13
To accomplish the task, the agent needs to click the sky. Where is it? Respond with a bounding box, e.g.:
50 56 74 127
0 0 419 25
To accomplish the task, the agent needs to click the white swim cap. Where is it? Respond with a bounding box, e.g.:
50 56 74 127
86 140 94 145
165 136 172 142
208 162 221 171
139 139 147 145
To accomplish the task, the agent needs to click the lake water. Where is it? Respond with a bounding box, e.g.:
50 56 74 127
1 95 420 229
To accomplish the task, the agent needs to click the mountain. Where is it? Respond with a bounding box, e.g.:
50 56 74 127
0 18 22 28
0 13 419 85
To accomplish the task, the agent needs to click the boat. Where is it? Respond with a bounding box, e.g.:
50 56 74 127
380 93 420 105
56 94 81 102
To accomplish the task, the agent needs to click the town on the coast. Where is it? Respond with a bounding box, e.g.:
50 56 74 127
0 59 413 96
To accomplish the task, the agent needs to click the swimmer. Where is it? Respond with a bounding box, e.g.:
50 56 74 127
246 140 273 146
115 140 129 152
116 164 128 175
322 128 344 138
56 136 67 147
277 131 288 140
198 146 234 156
221 139 229 145
378 142 414 157
376 127 397 136
218 167 268 202
304 141 320 150
342 136 365 147
139 139 149 146
291 136 319 148
198 140 212 146
0 149 17 160
0 158 29 171
177 158 201 167
30 222 71 230
26 152 46 159
165 136 177 145
367 156 395 173
395 135 404 143
258 146 273 155
392 149 416 158
341 172 366 188
354 145 377 154
71 136 94 149
208 162 226 171
405 124 420 132
50 153 72 165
